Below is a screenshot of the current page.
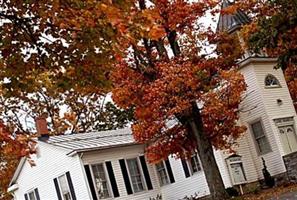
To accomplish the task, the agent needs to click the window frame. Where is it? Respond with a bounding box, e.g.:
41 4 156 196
90 162 113 199
155 161 170 186
264 74 281 88
125 157 146 193
189 154 202 174
26 189 37 200
57 173 72 200
250 119 272 155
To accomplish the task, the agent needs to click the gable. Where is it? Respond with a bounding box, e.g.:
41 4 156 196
9 140 74 187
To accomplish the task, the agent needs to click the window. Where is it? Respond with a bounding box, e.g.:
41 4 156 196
58 174 72 200
54 172 76 200
156 161 170 186
91 163 111 199
24 188 40 200
265 74 280 87
189 154 202 174
28 191 37 200
126 158 145 193
251 120 271 154
181 154 202 178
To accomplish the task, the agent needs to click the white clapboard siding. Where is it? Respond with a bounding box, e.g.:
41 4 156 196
82 144 231 200
237 59 287 181
222 130 259 183
160 149 233 199
253 62 297 157
214 149 233 188
160 156 209 200
13 142 90 200
82 144 161 200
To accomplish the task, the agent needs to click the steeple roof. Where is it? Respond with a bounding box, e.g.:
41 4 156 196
216 0 251 33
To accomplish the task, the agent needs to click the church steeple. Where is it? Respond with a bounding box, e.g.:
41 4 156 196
216 0 251 33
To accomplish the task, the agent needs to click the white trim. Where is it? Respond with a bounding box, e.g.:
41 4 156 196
238 57 278 69
9 157 26 187
57 173 73 200
125 157 147 193
188 154 202 175
264 74 281 88
155 161 170 187
78 153 94 200
26 189 37 200
89 163 113 199
7 184 19 193
249 118 272 155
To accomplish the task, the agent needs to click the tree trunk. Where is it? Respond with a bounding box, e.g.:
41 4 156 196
188 103 229 200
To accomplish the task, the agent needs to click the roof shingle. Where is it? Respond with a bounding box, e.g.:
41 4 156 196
47 128 134 153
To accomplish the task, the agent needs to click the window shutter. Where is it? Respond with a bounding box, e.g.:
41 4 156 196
84 165 98 200
24 193 29 200
165 159 175 183
53 178 62 200
34 188 40 200
119 159 133 195
105 161 120 197
139 155 153 190
181 160 190 178
66 171 77 200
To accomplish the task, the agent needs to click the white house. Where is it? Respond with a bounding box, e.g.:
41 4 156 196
8 0 297 200
8 127 232 200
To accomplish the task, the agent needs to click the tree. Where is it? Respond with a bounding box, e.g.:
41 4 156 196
0 1 134 197
0 123 35 199
239 0 297 109
0 1 247 199
0 90 133 135
112 1 247 199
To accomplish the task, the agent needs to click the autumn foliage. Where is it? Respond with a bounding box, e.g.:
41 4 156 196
0 0 249 199
111 1 247 198
240 0 297 109
0 123 35 199
113 58 246 162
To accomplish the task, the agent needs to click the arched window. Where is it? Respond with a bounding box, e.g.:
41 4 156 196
265 74 280 88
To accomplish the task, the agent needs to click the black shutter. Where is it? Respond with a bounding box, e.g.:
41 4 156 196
164 159 175 183
105 161 120 197
34 188 40 200
66 171 77 200
119 159 133 195
181 159 190 178
139 155 153 190
84 165 98 200
24 194 29 200
53 178 62 200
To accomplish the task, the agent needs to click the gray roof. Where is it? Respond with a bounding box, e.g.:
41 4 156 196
8 128 134 188
216 0 251 33
47 128 134 153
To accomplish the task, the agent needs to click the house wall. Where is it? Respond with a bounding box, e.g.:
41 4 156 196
253 61 297 157
236 58 288 183
82 145 161 200
13 142 90 200
161 156 210 199
82 144 232 200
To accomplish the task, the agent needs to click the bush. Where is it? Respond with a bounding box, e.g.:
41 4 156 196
226 187 239 197
262 158 275 188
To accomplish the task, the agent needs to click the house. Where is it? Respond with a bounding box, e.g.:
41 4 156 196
8 126 232 200
8 0 297 199
216 0 297 187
